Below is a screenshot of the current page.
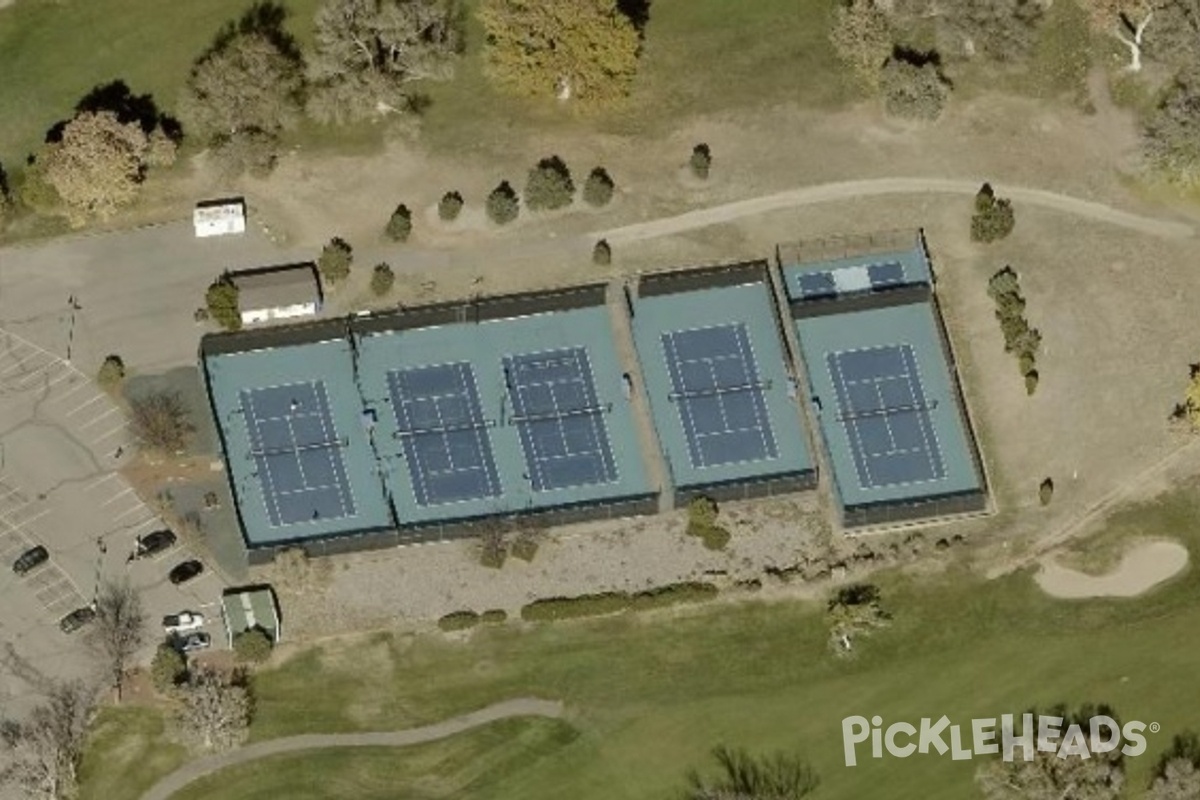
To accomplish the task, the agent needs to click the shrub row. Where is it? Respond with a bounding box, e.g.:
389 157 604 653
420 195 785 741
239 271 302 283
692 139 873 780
987 265 1041 394
437 608 508 632
519 581 719 622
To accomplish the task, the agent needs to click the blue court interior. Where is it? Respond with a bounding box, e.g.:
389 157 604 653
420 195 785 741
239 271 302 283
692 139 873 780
784 247 984 515
631 277 813 493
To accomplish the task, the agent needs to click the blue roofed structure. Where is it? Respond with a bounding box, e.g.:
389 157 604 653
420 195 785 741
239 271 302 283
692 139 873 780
630 262 815 501
778 231 988 527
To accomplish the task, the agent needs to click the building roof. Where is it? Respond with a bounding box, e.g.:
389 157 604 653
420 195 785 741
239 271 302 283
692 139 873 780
221 586 281 644
231 264 322 311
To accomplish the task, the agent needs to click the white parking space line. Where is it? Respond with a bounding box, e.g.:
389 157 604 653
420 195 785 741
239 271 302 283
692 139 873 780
0 355 46 378
79 407 119 430
51 380 93 405
67 394 107 417
129 517 160 535
45 368 75 389
11 507 50 529
12 360 59 387
101 487 134 507
85 473 120 492
91 424 127 444
113 503 149 522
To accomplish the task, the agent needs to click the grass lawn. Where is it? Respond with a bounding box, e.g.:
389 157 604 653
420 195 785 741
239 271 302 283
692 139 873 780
170 717 577 800
0 0 320 168
83 480 1200 800
76 706 186 800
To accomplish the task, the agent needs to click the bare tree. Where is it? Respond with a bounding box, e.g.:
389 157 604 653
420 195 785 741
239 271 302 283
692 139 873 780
128 390 196 453
307 0 462 123
685 746 819 800
1148 733 1200 800
0 681 96 800
173 667 251 753
92 579 147 701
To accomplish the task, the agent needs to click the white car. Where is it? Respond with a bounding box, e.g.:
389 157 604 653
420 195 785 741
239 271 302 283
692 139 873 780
162 611 204 635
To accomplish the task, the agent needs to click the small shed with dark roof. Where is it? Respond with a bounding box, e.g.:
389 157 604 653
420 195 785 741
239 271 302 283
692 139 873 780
230 263 323 326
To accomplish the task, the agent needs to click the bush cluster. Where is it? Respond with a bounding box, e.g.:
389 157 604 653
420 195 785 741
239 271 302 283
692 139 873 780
592 239 612 266
971 183 1016 243
204 275 240 331
370 262 394 296
880 57 948 121
437 609 509 632
685 495 731 551
987 266 1041 394
385 204 412 242
689 144 712 179
317 237 353 282
520 582 719 622
96 354 125 390
233 628 273 664
582 167 615 207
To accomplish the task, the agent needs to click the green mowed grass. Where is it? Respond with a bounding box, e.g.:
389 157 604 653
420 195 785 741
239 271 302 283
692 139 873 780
170 717 578 800
81 482 1199 800
0 0 320 168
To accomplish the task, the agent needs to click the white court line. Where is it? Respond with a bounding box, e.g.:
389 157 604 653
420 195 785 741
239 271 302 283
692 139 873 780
101 487 134 506
79 407 119 429
91 424 126 444
85 473 120 491
67 394 107 416
113 503 148 522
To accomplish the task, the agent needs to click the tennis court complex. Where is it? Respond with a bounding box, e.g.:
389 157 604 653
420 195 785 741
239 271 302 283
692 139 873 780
631 264 814 499
782 238 986 526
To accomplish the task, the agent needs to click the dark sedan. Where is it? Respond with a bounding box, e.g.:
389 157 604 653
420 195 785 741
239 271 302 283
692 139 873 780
12 545 49 576
168 559 204 585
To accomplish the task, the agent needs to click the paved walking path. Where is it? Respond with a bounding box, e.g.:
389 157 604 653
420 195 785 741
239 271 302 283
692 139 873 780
139 697 565 800
594 177 1195 244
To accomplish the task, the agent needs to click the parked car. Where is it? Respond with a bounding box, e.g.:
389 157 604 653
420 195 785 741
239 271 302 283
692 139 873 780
134 529 177 560
59 606 96 634
12 545 49 576
162 611 205 634
168 559 204 585
176 632 211 653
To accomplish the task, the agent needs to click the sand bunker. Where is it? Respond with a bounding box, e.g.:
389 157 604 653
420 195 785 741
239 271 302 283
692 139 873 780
1036 540 1190 599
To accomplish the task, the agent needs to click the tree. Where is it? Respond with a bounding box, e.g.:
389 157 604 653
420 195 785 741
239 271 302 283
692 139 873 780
173 667 251 753
145 127 180 168
971 182 1016 241
205 275 241 331
0 681 95 800
592 238 612 265
232 628 274 664
317 236 353 282
370 262 395 296
941 0 1046 62
486 181 520 224
685 495 730 551
151 643 188 692
582 166 615 206
826 583 890 651
830 0 894 90
385 203 412 241
690 143 712 179
96 354 126 390
1143 68 1200 187
1148 733 1200 800
307 0 463 124
129 391 196 453
438 190 464 221
976 706 1125 800
524 156 574 210
1039 477 1055 505
685 746 819 800
92 579 147 701
1181 365 1200 431
478 0 640 104
41 111 150 225
181 8 305 176
880 55 949 120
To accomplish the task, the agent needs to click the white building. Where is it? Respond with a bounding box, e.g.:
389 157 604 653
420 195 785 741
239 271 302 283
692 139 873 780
193 198 246 238
230 264 322 326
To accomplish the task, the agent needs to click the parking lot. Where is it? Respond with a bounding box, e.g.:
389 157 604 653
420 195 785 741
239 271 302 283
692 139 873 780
0 325 226 716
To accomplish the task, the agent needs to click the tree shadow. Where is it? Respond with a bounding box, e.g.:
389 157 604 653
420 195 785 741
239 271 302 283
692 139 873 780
617 0 651 35
42 80 183 144
209 0 302 62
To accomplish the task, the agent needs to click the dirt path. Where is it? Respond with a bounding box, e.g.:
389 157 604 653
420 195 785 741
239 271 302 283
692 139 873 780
1035 540 1190 598
139 697 565 800
592 178 1195 244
